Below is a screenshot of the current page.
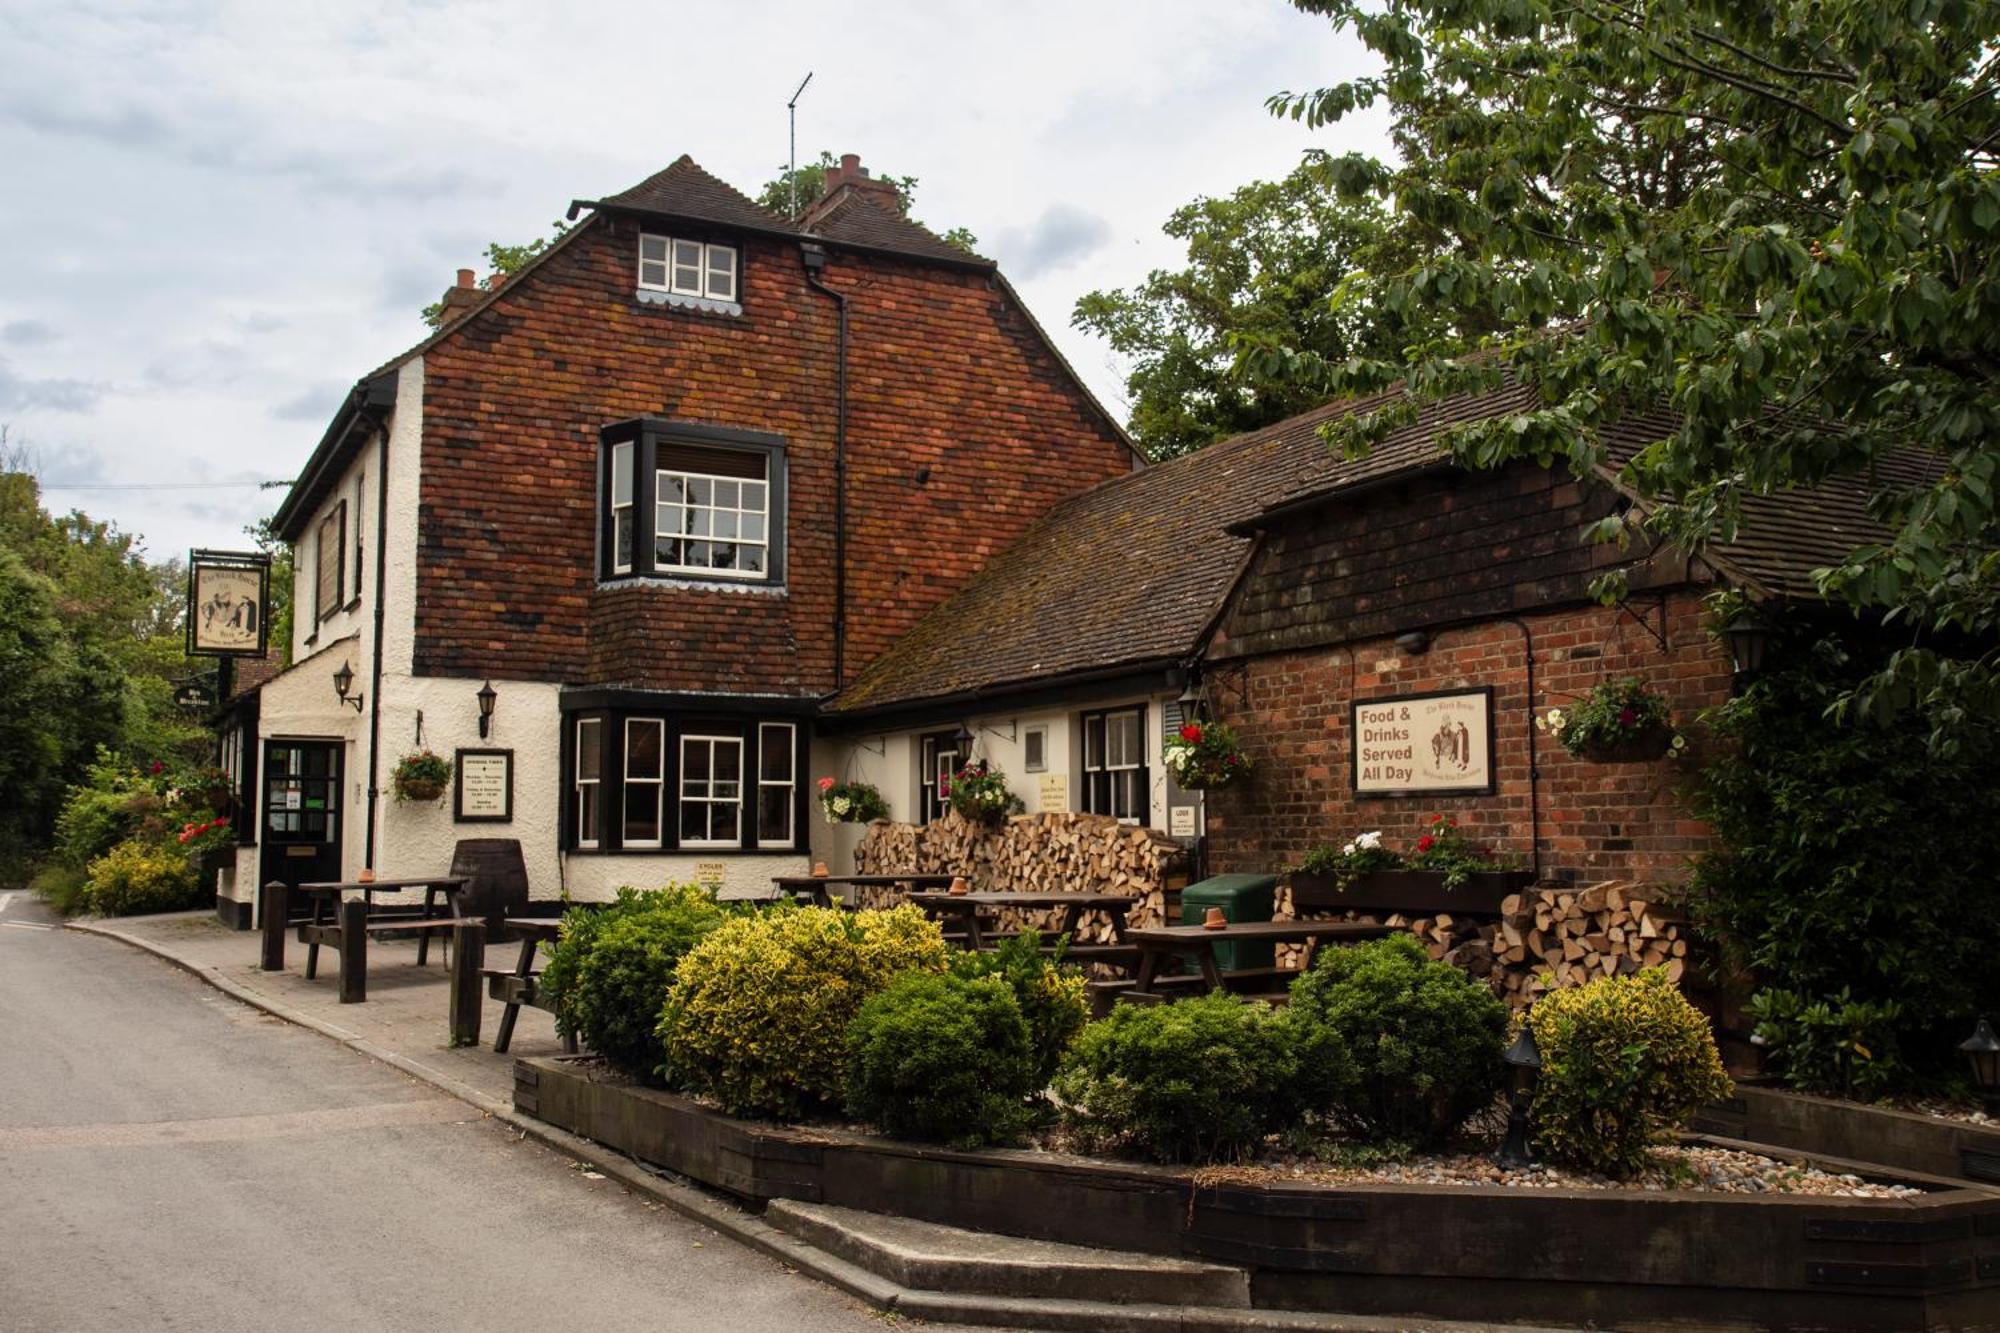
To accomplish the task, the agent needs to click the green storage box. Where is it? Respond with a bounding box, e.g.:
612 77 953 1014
1179 873 1277 972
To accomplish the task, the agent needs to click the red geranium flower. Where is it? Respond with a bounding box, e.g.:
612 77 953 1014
1179 723 1204 744
817 776 835 792
1416 834 1435 853
1618 707 1638 727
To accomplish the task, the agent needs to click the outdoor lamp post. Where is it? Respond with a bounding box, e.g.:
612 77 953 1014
1722 610 1774 682
476 680 498 738
331 660 364 713
1498 1022 1542 1167
1961 1017 2000 1115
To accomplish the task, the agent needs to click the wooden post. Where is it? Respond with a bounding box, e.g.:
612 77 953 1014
337 897 367 1004
448 920 485 1048
259 881 288 971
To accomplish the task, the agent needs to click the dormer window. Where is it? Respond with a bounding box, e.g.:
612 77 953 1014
638 233 738 309
599 419 786 585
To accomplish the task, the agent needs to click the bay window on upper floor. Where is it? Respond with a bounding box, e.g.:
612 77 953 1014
598 419 786 585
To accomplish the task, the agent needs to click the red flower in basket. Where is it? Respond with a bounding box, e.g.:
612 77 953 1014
1416 834 1436 853
1180 723 1204 744
1618 707 1638 727
817 776 835 792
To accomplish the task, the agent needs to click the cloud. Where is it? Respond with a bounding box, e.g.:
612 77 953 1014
992 204 1114 279
1 319 55 346
0 359 104 413
271 383 347 422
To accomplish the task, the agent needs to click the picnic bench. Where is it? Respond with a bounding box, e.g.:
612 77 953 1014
905 890 1141 965
1112 919 1403 1008
757 873 958 908
266 876 468 1003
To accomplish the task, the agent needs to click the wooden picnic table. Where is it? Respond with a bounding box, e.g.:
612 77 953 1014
482 915 577 1055
1119 919 1402 1003
905 890 1141 958
262 875 469 1003
765 873 957 908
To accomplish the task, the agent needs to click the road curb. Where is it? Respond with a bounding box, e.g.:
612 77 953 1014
65 919 1524 1333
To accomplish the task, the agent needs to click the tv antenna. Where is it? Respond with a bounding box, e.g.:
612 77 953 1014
787 71 814 220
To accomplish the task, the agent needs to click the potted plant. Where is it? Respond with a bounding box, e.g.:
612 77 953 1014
1162 719 1251 790
942 760 1023 828
392 749 452 803
817 776 889 824
1289 816 1530 914
177 815 234 876
1537 678 1687 763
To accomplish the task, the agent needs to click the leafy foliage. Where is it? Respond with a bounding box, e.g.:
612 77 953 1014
83 838 202 916
538 885 729 1078
943 760 1023 826
660 905 949 1118
817 776 889 824
1259 0 2000 745
1528 970 1734 1179
1689 633 2000 1090
1747 987 1909 1100
1287 933 1507 1147
1401 815 1520 891
1161 719 1251 790
1538 678 1686 762
390 749 451 802
1050 993 1304 1163
1292 830 1401 883
419 224 571 329
844 972 1035 1147
1073 159 1428 459
950 931 1090 1087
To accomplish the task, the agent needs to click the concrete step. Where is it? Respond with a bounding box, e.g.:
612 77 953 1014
764 1199 1253 1308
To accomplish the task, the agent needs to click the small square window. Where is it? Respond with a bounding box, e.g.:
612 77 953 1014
638 232 741 309
1023 726 1048 773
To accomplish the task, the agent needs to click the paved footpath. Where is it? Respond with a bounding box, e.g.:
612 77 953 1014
0 894 990 1332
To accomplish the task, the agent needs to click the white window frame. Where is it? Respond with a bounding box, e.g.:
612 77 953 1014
655 467 770 579
574 718 602 849
622 718 664 848
638 232 738 304
1023 725 1048 773
609 441 634 575
679 734 744 849
756 722 796 849
1083 707 1147 825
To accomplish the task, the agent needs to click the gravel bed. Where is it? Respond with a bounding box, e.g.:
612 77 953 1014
1900 1098 1995 1127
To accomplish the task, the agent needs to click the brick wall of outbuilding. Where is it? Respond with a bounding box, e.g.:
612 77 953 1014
414 213 1132 692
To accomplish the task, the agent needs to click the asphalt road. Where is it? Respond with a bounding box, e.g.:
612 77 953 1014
0 893 967 1332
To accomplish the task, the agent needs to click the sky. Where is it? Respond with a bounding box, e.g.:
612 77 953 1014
0 0 1390 562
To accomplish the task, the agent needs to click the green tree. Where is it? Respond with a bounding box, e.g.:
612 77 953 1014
758 151 979 252
420 223 571 329
0 548 77 863
1073 158 1420 459
1259 0 2000 743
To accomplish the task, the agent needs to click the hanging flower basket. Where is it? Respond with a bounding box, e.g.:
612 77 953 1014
943 761 1023 828
1162 720 1251 791
1537 678 1687 765
817 777 888 824
392 749 452 803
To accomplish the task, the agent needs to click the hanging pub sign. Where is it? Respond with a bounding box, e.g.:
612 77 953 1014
185 549 271 658
173 682 217 711
1352 687 1496 797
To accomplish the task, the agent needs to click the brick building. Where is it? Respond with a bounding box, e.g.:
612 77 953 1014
215 154 1137 925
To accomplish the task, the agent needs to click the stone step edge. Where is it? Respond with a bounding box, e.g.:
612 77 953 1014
69 919 1567 1333
766 1197 1253 1307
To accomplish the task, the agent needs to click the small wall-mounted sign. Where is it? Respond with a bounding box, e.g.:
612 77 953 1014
1036 772 1069 813
693 861 727 888
186 549 271 658
1168 805 1198 838
173 682 217 711
453 748 513 823
1352 688 1496 797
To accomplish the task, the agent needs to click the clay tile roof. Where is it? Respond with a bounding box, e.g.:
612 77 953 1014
591 154 798 236
806 189 993 267
227 652 282 702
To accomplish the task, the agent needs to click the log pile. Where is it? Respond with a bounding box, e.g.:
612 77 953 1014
854 812 1187 938
1278 880 1688 1010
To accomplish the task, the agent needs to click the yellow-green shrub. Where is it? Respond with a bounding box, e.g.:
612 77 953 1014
659 904 949 1117
1527 969 1733 1178
84 838 202 916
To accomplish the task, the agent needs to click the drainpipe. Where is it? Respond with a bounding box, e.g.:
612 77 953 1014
363 421 392 871
1501 617 1544 881
800 243 849 690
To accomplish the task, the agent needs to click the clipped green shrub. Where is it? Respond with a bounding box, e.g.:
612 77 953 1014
1050 993 1302 1163
1287 933 1507 1148
1747 987 1907 1101
661 904 950 1118
538 885 728 1079
1528 969 1734 1178
949 930 1089 1087
845 972 1034 1146
83 838 201 916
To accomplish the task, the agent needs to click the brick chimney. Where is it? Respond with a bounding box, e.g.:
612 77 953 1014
436 267 483 327
802 152 901 228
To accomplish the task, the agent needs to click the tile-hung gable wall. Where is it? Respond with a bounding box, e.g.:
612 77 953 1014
413 214 1132 694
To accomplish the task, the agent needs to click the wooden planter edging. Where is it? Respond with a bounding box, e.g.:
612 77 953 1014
517 1057 2000 1331
1696 1082 2000 1187
1288 868 1535 917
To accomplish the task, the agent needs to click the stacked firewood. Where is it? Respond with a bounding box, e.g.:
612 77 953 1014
853 812 1186 935
1280 880 1688 1010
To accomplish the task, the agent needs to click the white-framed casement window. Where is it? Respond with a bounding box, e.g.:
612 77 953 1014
918 731 963 825
656 447 770 578
680 734 744 847
756 723 796 848
623 718 664 847
638 233 738 304
574 718 602 849
1023 725 1049 773
609 441 634 574
1082 707 1148 824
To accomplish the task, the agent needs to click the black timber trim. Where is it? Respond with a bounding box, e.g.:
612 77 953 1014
820 660 1183 734
559 689 819 716
272 374 396 542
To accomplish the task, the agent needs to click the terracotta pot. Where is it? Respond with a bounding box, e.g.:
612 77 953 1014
811 862 830 878
1202 906 1228 930
948 877 971 896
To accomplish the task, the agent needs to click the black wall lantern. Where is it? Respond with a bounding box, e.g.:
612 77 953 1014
1394 629 1432 656
331 660 364 713
1722 609 1774 682
1497 1022 1542 1166
951 721 977 755
476 680 498 738
1961 1017 2000 1115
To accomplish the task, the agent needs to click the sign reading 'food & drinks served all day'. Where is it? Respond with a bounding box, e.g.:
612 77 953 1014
1351 688 1496 797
